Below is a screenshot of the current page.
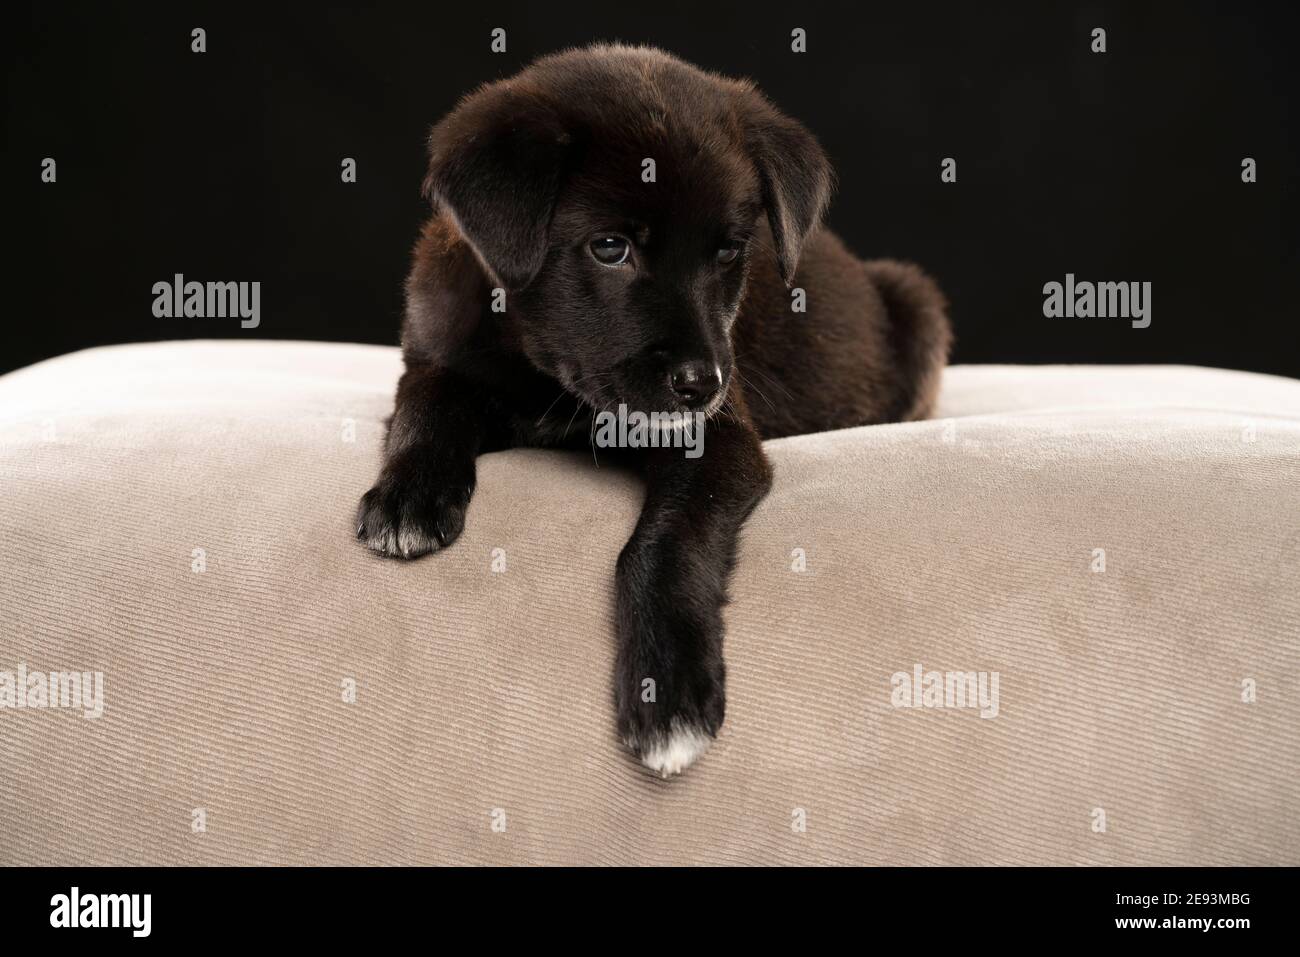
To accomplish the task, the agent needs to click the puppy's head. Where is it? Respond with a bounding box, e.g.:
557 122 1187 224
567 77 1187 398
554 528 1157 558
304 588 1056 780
423 44 832 417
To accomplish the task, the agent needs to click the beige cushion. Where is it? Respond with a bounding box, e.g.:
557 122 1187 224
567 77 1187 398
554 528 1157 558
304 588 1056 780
1 341 1297 865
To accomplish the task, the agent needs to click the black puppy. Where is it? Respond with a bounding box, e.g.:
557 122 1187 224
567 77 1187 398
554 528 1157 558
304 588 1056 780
359 44 951 776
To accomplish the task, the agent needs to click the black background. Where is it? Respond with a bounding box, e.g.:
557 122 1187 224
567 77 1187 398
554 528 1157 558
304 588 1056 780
4 1 1297 378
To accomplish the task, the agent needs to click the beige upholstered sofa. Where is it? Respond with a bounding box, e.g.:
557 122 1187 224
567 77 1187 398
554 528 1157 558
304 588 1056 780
1 341 1297 865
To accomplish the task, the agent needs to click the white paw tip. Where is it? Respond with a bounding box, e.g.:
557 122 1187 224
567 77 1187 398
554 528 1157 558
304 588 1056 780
396 525 435 557
361 523 434 559
634 722 714 778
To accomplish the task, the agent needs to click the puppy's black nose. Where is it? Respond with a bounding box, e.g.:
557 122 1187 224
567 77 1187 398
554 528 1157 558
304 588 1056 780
668 360 722 408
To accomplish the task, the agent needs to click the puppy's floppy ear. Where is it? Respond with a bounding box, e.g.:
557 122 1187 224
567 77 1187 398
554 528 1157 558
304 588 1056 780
423 84 573 291
738 90 834 286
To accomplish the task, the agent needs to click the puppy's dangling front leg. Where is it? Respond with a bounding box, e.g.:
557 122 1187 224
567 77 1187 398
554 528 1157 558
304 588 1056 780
616 397 773 776
357 361 489 559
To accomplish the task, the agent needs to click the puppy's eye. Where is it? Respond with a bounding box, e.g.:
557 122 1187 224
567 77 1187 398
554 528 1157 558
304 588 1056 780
717 242 743 265
589 236 631 266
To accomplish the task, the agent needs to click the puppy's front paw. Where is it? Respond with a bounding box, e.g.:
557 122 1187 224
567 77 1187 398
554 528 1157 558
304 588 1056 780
356 468 473 560
615 578 727 777
630 718 716 778
618 661 724 777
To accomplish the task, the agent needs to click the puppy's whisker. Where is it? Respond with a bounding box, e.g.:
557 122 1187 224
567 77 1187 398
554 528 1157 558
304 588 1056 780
561 400 585 440
735 369 776 412
590 397 615 467
535 387 572 428
715 395 738 426
538 371 614 429
740 362 794 401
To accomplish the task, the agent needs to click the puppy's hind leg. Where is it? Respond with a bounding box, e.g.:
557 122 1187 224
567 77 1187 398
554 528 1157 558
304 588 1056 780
862 259 953 422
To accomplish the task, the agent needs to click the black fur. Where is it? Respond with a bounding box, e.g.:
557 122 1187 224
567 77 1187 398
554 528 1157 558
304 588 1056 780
358 44 952 775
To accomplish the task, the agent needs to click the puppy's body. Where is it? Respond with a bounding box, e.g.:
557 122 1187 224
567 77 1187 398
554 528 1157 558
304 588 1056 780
735 231 949 437
360 45 951 775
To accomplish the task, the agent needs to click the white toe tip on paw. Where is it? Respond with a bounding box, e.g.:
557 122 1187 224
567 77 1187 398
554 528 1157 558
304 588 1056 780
635 722 713 778
361 522 434 559
395 524 435 558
